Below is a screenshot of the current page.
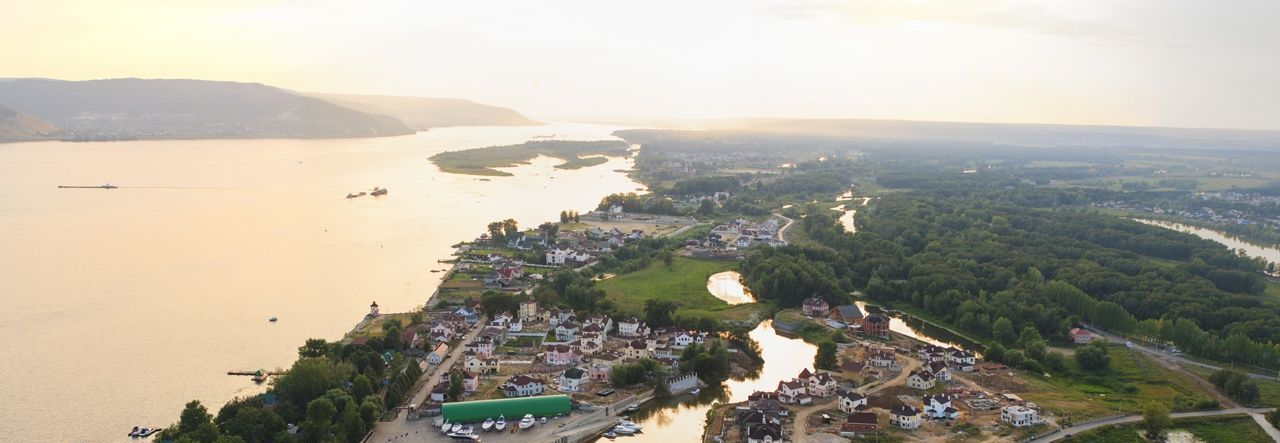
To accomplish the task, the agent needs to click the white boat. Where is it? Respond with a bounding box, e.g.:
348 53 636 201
441 421 451 433
495 415 506 431
612 424 638 435
450 422 462 433
618 419 642 430
689 388 700 395
625 403 639 412
482 418 494 431
603 431 617 439
518 414 535 429
445 431 479 440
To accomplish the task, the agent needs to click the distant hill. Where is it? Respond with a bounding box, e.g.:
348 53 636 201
0 104 61 142
667 118 1280 151
0 78 414 141
308 93 540 129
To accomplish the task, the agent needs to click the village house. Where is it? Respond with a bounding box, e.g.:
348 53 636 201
948 350 976 371
927 361 952 382
1002 406 1043 427
802 297 830 317
918 345 948 363
869 350 897 368
923 395 959 420
829 304 864 324
617 317 649 337
518 299 540 322
891 405 921 430
427 342 449 365
460 370 479 392
464 336 495 357
806 371 839 397
840 359 866 378
776 379 811 405
839 392 868 413
501 374 545 397
555 321 580 341
546 247 569 265
584 315 612 336
863 314 890 338
507 318 523 332
559 367 588 392
745 422 783 443
841 412 880 437
543 344 583 366
464 353 500 374
1070 328 1094 344
624 339 650 360
907 370 936 390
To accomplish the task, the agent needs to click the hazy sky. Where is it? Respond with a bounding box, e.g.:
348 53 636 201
2 0 1278 130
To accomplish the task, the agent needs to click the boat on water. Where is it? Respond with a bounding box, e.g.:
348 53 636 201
625 403 639 412
101 183 118 189
346 191 367 198
482 418 494 431
618 419 642 430
139 428 159 437
689 388 700 395
128 426 140 437
603 431 617 439
611 424 638 435
518 414 535 429
370 187 388 196
268 316 278 322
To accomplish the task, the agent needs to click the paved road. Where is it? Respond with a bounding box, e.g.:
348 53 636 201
1031 408 1274 442
368 318 486 441
1250 412 1280 441
1087 326 1279 381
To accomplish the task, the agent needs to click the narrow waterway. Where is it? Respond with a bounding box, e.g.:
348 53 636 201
612 321 816 443
1134 219 1280 267
854 301 984 353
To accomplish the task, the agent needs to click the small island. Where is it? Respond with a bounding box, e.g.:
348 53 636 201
429 140 630 176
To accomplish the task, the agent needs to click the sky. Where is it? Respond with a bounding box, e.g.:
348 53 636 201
2 0 1278 130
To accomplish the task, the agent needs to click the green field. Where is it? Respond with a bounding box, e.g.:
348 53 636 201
1182 363 1280 407
597 257 766 322
1071 415 1272 443
429 140 629 176
1019 346 1212 421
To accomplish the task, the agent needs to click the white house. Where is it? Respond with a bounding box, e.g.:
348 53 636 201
890 405 920 430
907 370 936 390
1070 328 1094 344
502 375 545 397
560 367 588 392
807 372 839 398
546 248 569 265
839 392 868 413
555 321 580 341
870 351 897 368
427 342 449 365
923 395 958 420
948 350 976 371
618 317 648 337
1002 406 1043 427
927 361 952 382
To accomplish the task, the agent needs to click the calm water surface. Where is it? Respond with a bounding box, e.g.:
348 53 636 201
616 321 815 442
0 123 642 441
705 271 754 305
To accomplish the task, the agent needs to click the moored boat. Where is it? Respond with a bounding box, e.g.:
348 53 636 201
450 422 462 433
128 426 140 437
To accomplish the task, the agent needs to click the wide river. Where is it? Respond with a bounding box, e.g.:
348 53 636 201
0 123 645 442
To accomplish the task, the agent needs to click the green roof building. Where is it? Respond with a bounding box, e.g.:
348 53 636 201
441 395 572 423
